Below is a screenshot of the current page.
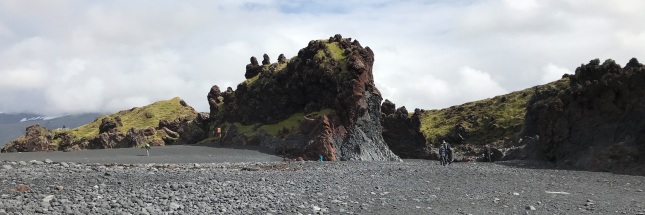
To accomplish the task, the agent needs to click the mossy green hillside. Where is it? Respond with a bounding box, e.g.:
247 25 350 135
233 108 335 137
64 97 197 142
419 78 570 147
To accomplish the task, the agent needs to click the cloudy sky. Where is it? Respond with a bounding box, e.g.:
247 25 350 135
1 0 644 115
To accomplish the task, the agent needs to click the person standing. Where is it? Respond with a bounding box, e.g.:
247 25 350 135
443 140 452 165
484 144 492 162
144 143 151 156
439 146 447 166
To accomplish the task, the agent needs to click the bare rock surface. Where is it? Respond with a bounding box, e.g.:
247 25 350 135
1 147 643 214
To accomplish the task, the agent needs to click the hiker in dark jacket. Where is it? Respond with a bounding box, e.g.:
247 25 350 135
484 144 492 162
443 140 452 164
439 146 447 166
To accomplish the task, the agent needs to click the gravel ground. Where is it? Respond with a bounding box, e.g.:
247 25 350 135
1 147 644 214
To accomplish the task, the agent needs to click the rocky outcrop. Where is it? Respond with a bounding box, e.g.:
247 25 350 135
380 100 429 158
521 58 645 175
245 57 262 79
207 34 400 161
1 125 52 152
2 97 199 153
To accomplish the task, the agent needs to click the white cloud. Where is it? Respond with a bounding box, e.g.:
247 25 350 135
541 63 571 84
0 0 644 114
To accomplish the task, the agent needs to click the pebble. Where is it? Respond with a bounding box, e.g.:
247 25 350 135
526 205 536 210
44 159 53 164
1 165 11 170
30 160 44 165
42 195 55 203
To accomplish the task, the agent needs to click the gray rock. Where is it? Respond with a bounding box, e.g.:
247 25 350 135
60 162 70 168
171 184 180 191
30 160 45 165
18 161 27 165
1 165 11 170
526 205 536 210
44 159 53 164
170 202 181 210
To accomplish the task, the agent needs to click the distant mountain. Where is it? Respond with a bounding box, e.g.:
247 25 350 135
0 113 40 124
0 113 103 146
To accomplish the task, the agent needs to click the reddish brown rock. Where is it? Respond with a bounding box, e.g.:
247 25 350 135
13 184 30 192
1 125 51 153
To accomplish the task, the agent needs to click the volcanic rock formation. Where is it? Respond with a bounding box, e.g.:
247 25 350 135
520 58 645 175
380 100 430 159
205 34 400 161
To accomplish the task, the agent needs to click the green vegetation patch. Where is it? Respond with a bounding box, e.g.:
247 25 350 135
234 108 335 137
419 79 570 147
66 97 197 141
326 42 345 61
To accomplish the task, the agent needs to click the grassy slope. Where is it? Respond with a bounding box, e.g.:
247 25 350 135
63 97 197 141
234 109 335 137
419 78 569 147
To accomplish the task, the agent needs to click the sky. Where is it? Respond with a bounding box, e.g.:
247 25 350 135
0 0 644 115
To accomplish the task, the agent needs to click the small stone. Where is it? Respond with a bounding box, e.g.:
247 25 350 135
30 160 44 165
44 159 53 164
526 205 536 210
584 202 594 206
42 195 55 203
586 199 593 202
171 184 180 191
35 208 45 213
1 165 11 170
18 161 27 165
513 192 520 196
493 198 500 203
55 186 64 191
312 206 321 211
193 163 201 168
170 202 181 210
14 184 30 192
60 162 69 168
637 189 643 192
258 178 266 182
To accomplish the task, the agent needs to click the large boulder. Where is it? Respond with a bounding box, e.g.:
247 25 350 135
520 58 645 175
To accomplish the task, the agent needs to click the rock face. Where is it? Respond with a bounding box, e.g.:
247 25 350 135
521 58 645 175
1 125 52 152
207 34 400 161
380 100 429 158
